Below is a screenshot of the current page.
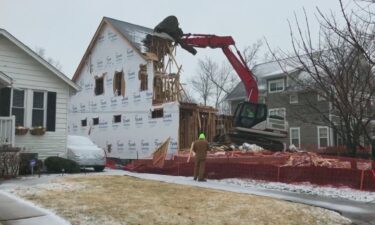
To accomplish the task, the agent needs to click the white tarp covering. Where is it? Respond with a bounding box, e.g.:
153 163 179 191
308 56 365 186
67 135 106 166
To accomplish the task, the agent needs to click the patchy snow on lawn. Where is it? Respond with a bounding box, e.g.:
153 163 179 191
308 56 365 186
9 180 87 196
211 178 375 203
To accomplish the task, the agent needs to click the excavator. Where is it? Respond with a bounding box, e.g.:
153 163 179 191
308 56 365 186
152 16 288 151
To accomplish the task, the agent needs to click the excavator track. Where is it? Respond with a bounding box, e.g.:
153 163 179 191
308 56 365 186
214 131 284 151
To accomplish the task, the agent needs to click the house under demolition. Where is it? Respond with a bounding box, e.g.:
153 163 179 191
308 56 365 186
68 17 229 160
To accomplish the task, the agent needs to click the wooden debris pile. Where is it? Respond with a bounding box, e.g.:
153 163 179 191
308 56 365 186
281 152 351 168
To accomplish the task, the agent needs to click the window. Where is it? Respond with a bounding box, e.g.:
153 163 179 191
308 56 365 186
269 108 286 120
113 115 121 123
317 93 325 101
113 71 125 96
81 119 87 127
289 127 300 148
268 79 284 93
138 64 148 91
32 91 46 127
93 117 99 125
95 77 104 95
152 108 164 118
318 126 329 148
290 93 298 104
11 89 25 126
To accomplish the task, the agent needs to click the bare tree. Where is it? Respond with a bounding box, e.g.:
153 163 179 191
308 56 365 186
190 58 214 106
35 46 63 71
191 57 238 108
189 40 267 109
317 0 375 66
272 3 375 156
242 39 263 69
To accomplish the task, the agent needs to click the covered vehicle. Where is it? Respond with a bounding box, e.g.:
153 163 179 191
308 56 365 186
67 135 106 172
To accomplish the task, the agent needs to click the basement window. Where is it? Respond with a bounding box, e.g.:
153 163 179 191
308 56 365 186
152 108 164 118
113 114 121 123
138 64 148 91
81 119 87 127
93 117 99 125
113 71 125 96
94 77 104 95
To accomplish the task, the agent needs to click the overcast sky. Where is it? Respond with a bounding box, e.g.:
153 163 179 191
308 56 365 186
0 0 346 83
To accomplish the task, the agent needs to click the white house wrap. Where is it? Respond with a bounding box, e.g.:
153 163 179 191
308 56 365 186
68 17 180 160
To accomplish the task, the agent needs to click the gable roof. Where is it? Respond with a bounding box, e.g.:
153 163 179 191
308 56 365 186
0 71 12 85
72 17 154 81
0 29 80 91
224 58 301 101
225 82 246 101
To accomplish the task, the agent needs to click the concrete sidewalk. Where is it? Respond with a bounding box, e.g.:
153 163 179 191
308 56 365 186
0 191 69 225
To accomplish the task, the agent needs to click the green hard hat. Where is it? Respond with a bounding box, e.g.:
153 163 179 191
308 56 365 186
199 133 206 140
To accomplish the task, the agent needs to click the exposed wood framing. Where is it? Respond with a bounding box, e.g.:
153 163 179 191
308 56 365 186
179 102 232 150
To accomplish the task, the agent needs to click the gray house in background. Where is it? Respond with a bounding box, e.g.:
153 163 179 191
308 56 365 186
225 59 338 151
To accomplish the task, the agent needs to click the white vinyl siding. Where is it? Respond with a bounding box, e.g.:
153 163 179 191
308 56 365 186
269 108 286 120
268 79 284 93
0 36 70 159
318 126 329 148
289 127 300 148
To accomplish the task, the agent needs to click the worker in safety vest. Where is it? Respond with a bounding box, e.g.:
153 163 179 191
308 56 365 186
192 133 210 181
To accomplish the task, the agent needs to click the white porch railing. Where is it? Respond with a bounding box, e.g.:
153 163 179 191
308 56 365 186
0 116 15 147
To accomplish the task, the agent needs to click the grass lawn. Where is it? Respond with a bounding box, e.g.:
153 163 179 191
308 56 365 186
17 175 351 225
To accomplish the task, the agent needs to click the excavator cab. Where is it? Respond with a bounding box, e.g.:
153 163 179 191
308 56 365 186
233 102 267 129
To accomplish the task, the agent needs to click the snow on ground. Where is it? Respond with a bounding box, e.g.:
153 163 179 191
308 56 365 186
0 190 71 225
211 178 375 203
2 168 375 204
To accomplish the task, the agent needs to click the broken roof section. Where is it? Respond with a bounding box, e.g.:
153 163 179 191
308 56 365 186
104 17 153 53
73 17 162 81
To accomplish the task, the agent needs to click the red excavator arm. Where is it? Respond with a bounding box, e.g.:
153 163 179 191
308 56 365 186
181 34 259 103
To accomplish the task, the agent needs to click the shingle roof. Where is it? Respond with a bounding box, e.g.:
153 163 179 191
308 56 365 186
225 82 246 101
224 57 302 101
104 17 153 53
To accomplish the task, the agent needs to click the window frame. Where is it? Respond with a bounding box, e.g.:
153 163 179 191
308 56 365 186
289 127 300 148
113 114 122 123
317 126 329 149
93 117 99 125
268 108 286 120
151 108 164 118
113 71 124 96
95 77 104 96
81 119 87 127
268 78 285 93
31 90 47 128
289 93 298 104
10 88 26 127
317 93 325 101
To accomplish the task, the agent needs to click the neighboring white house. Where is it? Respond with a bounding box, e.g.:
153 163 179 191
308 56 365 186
0 29 80 159
69 17 181 160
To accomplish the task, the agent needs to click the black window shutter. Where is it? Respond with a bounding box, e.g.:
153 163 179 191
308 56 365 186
0 88 11 116
46 92 56 131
